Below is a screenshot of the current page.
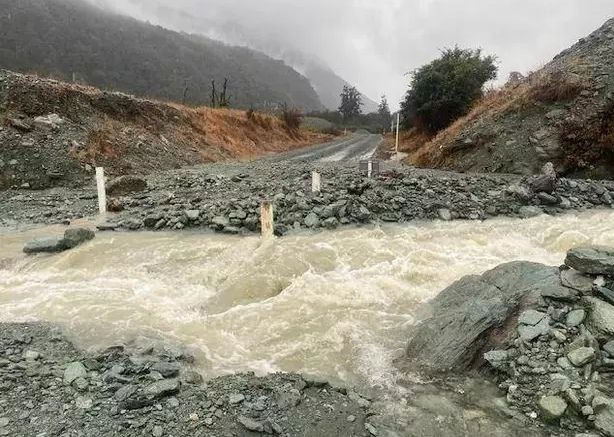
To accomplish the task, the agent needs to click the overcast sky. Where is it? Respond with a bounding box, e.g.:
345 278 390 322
96 0 614 110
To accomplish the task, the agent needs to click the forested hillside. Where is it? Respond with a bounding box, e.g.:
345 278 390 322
0 0 324 111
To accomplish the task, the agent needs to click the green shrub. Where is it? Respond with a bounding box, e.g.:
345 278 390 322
401 47 497 133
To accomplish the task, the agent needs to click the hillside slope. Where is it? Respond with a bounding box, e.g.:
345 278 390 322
0 70 330 190
0 0 323 111
86 0 379 113
408 18 614 178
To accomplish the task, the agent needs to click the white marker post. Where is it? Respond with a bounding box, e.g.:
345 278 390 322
95 167 106 215
395 112 400 156
311 171 321 193
260 201 274 238
367 161 373 179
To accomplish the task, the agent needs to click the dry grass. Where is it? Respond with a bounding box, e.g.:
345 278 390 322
405 66 592 168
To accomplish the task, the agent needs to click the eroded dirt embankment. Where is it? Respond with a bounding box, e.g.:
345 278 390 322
0 70 332 191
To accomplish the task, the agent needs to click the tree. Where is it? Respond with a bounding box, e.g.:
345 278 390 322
401 47 497 132
338 85 363 120
378 95 392 131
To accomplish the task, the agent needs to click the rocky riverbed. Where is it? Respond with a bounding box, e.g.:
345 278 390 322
0 323 372 437
1 158 613 235
402 245 614 436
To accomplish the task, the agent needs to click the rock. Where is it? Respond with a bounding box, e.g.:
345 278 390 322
483 350 509 369
182 371 203 385
114 384 137 402
597 287 614 305
75 396 93 410
604 341 614 357
560 269 594 293
8 118 32 132
237 415 264 433
144 379 180 399
583 297 614 336
304 212 320 228
64 362 87 385
518 317 550 342
23 236 66 254
33 113 64 129
152 425 163 437
538 395 567 422
106 175 148 196
403 262 560 373
518 206 543 218
437 208 452 221
212 216 229 228
185 210 200 221
594 404 614 437
229 393 245 404
530 162 557 194
23 350 40 361
567 347 595 367
63 228 95 249
566 309 586 327
565 246 614 276
519 310 546 326
150 362 180 378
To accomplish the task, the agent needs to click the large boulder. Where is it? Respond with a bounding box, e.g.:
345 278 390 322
23 228 95 255
565 246 614 276
401 262 572 374
529 162 557 194
106 175 147 196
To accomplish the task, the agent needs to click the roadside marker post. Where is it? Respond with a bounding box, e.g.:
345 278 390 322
312 171 321 193
95 167 106 215
367 161 373 179
395 113 400 156
260 201 274 238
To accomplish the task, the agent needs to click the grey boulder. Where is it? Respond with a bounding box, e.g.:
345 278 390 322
565 246 614 276
106 175 147 196
23 236 66 254
402 262 567 374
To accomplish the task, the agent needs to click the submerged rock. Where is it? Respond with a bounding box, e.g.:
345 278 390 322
23 228 95 254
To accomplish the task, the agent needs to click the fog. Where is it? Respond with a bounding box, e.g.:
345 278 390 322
89 0 614 109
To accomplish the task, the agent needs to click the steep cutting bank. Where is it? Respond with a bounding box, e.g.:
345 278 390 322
0 70 332 191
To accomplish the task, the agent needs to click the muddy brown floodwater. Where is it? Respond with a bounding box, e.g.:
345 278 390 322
1 210 614 394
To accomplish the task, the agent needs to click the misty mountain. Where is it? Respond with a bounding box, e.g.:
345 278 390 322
0 0 324 111
87 0 379 113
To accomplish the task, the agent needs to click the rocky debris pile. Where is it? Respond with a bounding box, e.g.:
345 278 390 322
415 17 614 178
23 227 95 254
0 323 371 436
403 245 614 435
3 158 608 235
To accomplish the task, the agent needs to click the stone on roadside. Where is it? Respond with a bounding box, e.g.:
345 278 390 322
304 212 320 228
106 175 148 196
229 393 245 404
483 350 509 369
23 350 40 361
237 415 264 433
150 361 180 378
583 297 614 336
565 246 614 276
538 396 567 422
567 347 595 367
437 208 452 221
75 396 93 410
145 379 180 399
64 362 87 385
518 316 550 342
33 113 63 129
185 210 200 221
566 309 586 327
519 310 546 326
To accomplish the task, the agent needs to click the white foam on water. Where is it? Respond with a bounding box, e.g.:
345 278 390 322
1 209 613 389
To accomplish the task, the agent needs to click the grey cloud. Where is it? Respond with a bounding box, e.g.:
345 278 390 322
89 0 614 110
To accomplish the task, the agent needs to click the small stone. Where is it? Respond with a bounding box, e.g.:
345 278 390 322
347 415 356 423
584 297 614 336
538 396 568 422
304 212 320 228
603 341 614 357
567 347 596 367
566 309 586 328
145 379 180 399
185 210 200 221
150 362 180 378
24 350 40 361
519 310 547 326
229 393 245 404
152 425 163 437
237 415 264 432
189 413 199 421
437 208 452 221
582 406 595 416
0 418 8 427
64 362 87 385
518 316 550 342
75 396 93 410
483 350 509 369
365 423 378 436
